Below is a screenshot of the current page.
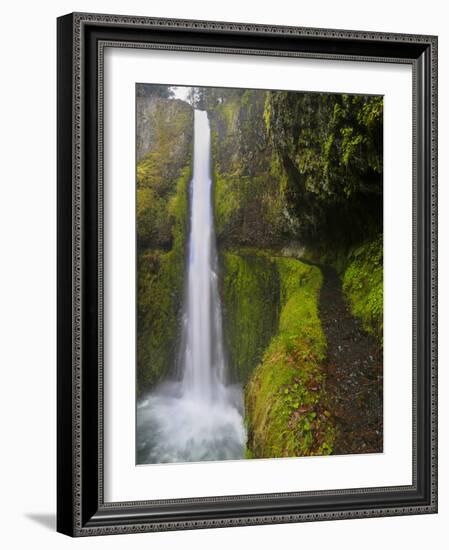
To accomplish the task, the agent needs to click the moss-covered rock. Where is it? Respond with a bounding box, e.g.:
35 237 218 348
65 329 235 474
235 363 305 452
245 257 335 458
342 235 383 340
137 96 193 164
219 248 335 458
220 250 280 384
208 90 287 249
264 91 383 249
202 87 383 255
136 95 193 394
213 172 285 248
137 166 191 393
137 97 193 250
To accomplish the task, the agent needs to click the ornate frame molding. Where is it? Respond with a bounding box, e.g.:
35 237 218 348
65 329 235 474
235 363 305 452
57 12 437 537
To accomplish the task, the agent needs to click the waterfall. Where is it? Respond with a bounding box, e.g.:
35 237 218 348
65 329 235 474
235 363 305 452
137 110 246 464
181 109 224 401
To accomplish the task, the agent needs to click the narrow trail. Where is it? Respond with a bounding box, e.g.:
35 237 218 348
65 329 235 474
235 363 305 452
318 266 383 455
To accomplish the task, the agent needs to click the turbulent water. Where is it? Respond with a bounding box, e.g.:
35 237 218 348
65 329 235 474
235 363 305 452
137 110 246 464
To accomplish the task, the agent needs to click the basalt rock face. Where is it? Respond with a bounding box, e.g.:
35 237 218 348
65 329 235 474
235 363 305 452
137 97 194 251
137 96 193 165
204 88 383 255
136 95 194 393
206 89 288 249
265 91 383 252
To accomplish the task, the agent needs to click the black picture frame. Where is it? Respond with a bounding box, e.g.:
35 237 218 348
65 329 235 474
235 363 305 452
57 12 438 537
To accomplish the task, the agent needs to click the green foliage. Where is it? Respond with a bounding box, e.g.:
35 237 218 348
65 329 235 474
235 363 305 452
342 235 383 339
244 257 335 458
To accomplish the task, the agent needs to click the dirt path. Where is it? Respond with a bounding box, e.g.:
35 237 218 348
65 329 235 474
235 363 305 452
319 266 383 455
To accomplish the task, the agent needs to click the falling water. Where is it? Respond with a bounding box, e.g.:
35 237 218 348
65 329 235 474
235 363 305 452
137 110 246 464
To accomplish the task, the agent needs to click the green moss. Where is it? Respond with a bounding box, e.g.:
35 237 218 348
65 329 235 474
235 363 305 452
245 257 335 458
213 173 241 239
244 447 255 459
136 187 172 248
220 99 240 131
264 91 383 248
213 171 285 248
137 165 191 393
220 249 334 458
137 102 192 191
221 251 280 384
137 250 182 391
137 106 192 192
168 165 191 251
342 235 383 339
208 89 286 249
265 92 383 201
300 245 350 276
136 96 193 394
136 100 193 250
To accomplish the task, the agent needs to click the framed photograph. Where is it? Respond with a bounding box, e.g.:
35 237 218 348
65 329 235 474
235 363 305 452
57 12 438 536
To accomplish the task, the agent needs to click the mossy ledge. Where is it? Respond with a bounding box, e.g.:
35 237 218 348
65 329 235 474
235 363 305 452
221 250 335 458
281 235 384 343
